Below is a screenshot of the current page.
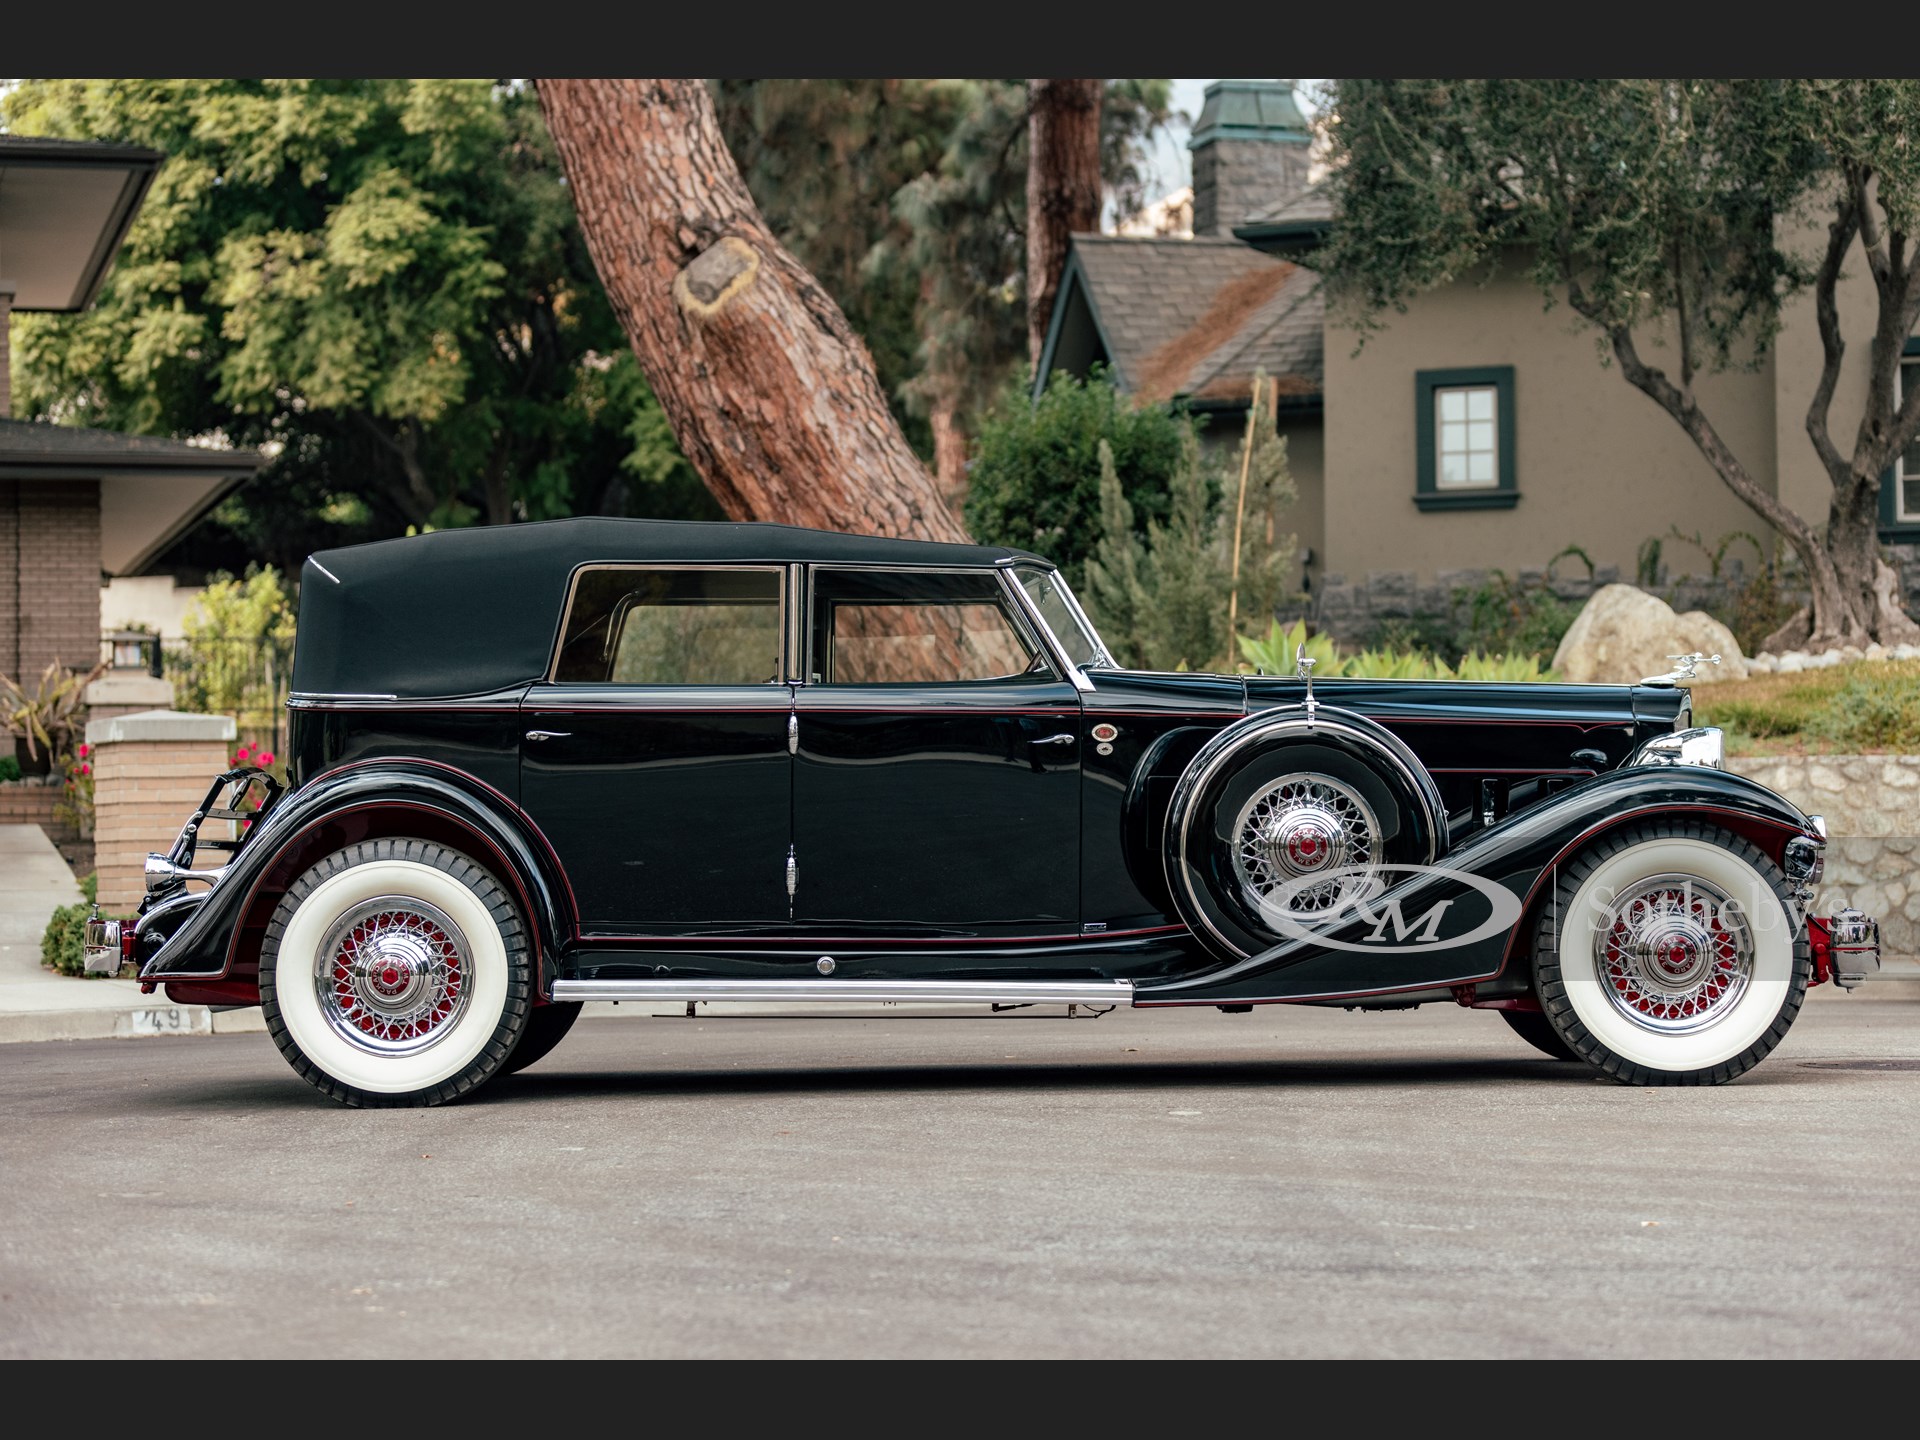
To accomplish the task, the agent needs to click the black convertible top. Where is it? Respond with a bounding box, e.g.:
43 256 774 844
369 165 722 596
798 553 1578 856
291 517 1042 699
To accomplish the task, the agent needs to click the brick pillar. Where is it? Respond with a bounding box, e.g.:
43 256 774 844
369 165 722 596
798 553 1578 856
18 481 102 677
87 709 236 913
0 480 17 679
1 290 12 419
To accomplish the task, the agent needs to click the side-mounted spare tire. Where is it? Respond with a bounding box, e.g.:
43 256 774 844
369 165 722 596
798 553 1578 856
1163 706 1448 961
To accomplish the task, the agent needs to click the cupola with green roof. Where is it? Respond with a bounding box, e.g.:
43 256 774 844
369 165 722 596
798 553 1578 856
1187 80 1312 236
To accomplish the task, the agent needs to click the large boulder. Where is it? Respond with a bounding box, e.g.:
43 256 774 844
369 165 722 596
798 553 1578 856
1551 584 1748 684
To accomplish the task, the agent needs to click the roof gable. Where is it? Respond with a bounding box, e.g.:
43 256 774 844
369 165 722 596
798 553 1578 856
1039 234 1323 408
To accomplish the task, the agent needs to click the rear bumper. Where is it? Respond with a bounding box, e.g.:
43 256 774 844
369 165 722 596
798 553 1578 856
1809 909 1881 990
82 914 132 976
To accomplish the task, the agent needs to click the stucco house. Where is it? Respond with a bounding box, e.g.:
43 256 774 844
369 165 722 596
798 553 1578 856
0 135 258 692
1038 80 1920 641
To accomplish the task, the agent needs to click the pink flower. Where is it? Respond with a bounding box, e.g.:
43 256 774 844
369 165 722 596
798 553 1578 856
76 743 90 758
78 763 90 776
260 751 276 766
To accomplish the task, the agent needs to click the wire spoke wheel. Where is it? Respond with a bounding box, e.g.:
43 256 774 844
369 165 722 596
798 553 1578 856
316 898 473 1056
1597 874 1754 1034
261 840 531 1107
1231 772 1381 916
1531 822 1807 1086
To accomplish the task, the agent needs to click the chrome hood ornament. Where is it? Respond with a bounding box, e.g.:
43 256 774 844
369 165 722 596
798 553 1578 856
1297 644 1317 726
1643 652 1721 686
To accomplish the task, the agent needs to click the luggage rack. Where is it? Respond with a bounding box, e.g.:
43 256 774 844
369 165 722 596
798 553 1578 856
143 766 284 897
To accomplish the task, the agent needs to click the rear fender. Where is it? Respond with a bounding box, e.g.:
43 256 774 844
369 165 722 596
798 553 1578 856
137 761 572 995
1134 765 1815 1006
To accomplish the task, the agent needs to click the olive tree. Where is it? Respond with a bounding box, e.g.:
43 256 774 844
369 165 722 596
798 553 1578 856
1319 79 1920 650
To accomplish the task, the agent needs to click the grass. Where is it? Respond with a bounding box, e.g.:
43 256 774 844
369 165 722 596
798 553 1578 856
1692 658 1920 755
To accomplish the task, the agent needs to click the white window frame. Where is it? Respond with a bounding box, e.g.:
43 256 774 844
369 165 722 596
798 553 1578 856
1434 383 1501 491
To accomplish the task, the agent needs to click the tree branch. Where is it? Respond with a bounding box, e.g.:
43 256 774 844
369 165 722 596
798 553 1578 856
1805 184 1860 486
1597 315 1823 556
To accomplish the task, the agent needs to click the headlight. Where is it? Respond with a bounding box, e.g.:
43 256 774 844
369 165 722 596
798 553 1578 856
1627 726 1724 770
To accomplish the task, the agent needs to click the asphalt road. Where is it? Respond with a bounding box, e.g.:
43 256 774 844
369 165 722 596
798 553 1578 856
3 990 1917 1359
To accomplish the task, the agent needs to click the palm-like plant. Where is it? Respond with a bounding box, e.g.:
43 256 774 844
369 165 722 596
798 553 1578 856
2 661 109 764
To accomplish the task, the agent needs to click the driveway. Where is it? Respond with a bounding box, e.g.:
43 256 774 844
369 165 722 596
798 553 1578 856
2 989 1915 1358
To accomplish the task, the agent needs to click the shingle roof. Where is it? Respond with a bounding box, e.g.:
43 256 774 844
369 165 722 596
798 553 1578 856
0 134 164 165
0 419 260 473
1069 234 1323 406
1240 181 1334 230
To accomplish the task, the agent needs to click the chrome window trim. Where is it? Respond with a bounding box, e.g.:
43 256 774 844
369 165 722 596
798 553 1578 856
545 562 790 687
1002 566 1097 692
798 563 1058 688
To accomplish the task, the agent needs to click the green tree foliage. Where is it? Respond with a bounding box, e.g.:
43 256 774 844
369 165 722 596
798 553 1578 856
173 566 297 729
4 79 716 574
1083 375 1297 671
1318 79 1920 646
966 369 1191 580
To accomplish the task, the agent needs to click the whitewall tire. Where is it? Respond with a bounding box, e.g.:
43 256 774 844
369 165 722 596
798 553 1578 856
260 839 532 1107
1533 821 1808 1086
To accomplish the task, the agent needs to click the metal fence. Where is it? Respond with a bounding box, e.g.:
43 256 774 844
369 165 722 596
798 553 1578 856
102 631 293 761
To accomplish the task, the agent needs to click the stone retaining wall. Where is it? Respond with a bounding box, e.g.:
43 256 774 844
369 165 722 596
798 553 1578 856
1727 754 1919 960
1307 543 1920 648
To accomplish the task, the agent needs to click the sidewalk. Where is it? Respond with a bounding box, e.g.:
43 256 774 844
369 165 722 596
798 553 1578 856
0 825 264 1044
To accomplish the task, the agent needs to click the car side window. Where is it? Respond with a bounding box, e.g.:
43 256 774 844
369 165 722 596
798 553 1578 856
809 570 1050 685
554 567 783 684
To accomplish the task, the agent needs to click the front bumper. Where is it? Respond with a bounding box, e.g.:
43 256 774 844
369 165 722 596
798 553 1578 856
1809 909 1881 990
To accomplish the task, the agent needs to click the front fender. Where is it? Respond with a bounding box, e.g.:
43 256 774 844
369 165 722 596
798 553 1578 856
138 760 571 986
1134 764 1816 1006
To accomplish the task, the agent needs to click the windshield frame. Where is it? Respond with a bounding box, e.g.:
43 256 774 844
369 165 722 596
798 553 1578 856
1010 564 1113 677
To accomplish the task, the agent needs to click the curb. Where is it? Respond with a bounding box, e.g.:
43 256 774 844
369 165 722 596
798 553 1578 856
0 1005 267 1045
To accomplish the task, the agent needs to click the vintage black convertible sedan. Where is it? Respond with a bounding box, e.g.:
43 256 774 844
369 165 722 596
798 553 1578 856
95 519 1879 1105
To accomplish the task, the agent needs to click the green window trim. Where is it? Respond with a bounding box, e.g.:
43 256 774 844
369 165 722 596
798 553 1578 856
1880 338 1920 542
1414 365 1518 512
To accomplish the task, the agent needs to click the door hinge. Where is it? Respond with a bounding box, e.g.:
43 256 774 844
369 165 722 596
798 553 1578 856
787 711 798 755
785 844 797 917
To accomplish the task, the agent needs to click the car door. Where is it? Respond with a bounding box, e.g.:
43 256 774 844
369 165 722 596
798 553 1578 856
791 566 1081 938
519 563 793 936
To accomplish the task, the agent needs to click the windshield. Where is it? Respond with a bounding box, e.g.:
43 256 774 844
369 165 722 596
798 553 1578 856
1014 566 1109 671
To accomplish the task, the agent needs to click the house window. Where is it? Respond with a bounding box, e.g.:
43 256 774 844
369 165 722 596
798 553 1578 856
1436 386 1499 487
1898 354 1920 523
1415 366 1518 511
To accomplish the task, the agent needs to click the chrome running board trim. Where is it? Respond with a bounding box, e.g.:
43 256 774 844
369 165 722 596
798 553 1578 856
550 978 1136 1006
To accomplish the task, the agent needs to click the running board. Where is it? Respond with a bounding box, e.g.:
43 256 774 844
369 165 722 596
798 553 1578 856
549 978 1136 1006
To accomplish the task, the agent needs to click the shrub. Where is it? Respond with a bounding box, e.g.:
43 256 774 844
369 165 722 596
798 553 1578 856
0 754 19 783
1809 668 1920 750
966 368 1194 583
1084 376 1297 671
1237 620 1558 681
1693 659 1920 753
1451 567 1580 663
43 873 106 978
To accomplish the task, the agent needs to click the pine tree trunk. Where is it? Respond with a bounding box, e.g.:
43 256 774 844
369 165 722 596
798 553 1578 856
929 400 969 515
537 78 969 544
1026 79 1104 371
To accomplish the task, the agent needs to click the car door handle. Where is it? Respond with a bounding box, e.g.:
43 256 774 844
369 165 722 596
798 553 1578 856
1027 734 1077 771
524 730 571 742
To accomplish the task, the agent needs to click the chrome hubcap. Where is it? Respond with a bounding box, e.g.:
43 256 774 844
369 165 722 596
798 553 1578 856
314 898 472 1055
1597 874 1753 1032
1233 774 1380 915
